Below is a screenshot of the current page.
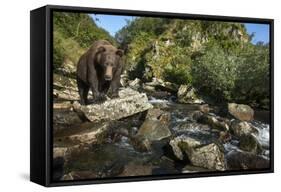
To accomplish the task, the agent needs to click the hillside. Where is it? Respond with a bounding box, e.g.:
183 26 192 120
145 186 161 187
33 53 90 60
116 18 269 108
53 12 116 76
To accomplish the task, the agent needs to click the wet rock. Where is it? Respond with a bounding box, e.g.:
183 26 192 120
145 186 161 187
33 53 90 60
130 137 152 152
189 143 225 171
129 78 141 90
219 131 232 143
239 134 262 154
192 110 204 121
226 151 269 170
145 108 171 124
136 119 171 141
177 85 204 104
198 114 229 131
230 120 258 137
73 88 153 123
54 122 111 145
199 104 210 113
228 103 254 121
65 144 126 178
132 117 172 152
169 136 201 160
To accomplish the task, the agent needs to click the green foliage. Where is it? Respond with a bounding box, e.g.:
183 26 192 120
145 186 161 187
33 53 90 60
192 42 269 105
53 12 115 71
117 17 269 108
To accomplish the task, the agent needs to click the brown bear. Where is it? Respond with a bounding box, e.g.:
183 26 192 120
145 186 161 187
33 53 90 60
76 40 123 105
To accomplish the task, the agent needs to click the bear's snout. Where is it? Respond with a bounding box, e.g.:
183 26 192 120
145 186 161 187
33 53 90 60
104 66 113 81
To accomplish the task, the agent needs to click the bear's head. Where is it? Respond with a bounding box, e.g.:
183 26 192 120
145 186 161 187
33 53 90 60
96 45 123 81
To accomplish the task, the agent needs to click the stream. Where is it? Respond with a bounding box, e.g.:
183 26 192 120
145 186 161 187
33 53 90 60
61 96 270 179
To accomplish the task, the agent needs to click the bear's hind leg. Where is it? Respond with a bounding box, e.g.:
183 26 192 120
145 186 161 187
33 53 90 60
77 79 89 105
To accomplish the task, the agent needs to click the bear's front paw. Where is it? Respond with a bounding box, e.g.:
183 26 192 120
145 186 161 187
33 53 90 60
110 92 119 99
94 93 106 103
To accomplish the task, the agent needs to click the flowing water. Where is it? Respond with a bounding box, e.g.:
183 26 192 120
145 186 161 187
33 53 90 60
61 97 270 179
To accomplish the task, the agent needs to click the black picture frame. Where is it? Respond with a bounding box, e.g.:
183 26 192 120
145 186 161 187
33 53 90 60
30 4 274 187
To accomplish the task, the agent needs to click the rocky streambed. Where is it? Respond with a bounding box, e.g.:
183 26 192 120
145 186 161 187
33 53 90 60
53 74 270 181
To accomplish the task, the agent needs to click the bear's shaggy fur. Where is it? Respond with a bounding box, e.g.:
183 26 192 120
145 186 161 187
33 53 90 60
76 40 123 105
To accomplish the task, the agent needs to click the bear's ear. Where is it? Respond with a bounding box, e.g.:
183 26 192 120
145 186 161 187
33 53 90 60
116 49 124 57
97 46 106 53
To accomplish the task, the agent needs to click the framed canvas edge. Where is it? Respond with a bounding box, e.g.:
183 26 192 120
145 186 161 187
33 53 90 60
36 4 274 187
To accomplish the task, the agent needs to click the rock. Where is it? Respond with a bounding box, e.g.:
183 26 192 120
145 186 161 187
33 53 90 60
142 84 156 92
120 72 129 87
239 134 262 154
230 120 258 137
169 136 201 160
145 78 179 93
130 137 152 152
192 110 204 121
54 122 111 145
182 165 210 173
199 104 210 113
56 58 76 77
198 114 229 131
219 131 232 143
189 143 225 171
128 78 141 90
145 108 171 124
118 163 154 176
226 151 269 170
132 115 172 152
53 110 83 126
228 103 254 121
65 144 126 178
73 88 153 123
177 85 204 104
53 147 68 159
53 88 80 101
63 171 98 180
136 119 172 141
53 101 73 110
53 74 77 91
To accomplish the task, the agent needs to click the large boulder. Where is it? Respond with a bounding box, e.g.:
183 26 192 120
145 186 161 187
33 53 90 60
189 143 225 171
169 136 201 160
170 136 225 171
136 119 172 142
228 103 254 121
177 85 204 104
73 88 153 123
132 110 172 152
